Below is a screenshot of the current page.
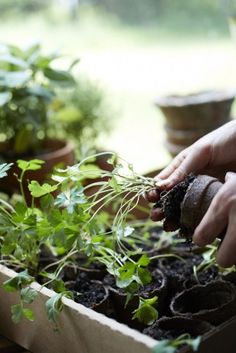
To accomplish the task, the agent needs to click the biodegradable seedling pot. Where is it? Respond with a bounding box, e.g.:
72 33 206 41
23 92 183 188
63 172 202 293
65 279 109 315
143 316 213 340
104 269 167 330
170 280 236 325
180 175 223 237
155 90 235 156
157 174 223 238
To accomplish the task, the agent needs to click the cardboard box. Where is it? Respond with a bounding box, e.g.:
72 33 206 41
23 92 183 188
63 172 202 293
0 265 236 353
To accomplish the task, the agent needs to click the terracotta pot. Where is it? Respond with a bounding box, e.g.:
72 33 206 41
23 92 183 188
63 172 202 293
155 90 235 156
0 139 74 202
170 280 236 325
143 316 213 340
180 175 223 237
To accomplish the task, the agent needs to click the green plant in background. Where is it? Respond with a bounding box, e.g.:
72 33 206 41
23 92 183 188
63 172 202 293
152 334 201 353
0 42 75 157
51 77 112 159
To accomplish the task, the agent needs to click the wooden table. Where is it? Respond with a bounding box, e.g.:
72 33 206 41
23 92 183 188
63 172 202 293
0 335 30 352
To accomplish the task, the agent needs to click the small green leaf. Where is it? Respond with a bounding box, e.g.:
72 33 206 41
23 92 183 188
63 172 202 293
132 296 158 325
3 271 34 292
138 268 152 285
0 70 31 87
108 176 121 192
0 163 13 178
46 291 73 323
0 92 11 106
187 336 201 351
17 159 44 172
22 308 35 321
152 341 176 353
28 181 57 198
44 68 74 84
138 254 150 267
21 287 38 304
11 304 24 324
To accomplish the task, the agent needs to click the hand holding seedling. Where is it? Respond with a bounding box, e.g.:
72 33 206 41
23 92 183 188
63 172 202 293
147 120 236 268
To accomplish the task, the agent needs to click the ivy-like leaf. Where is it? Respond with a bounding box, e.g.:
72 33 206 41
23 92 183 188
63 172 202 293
21 287 38 304
28 181 57 198
152 341 176 353
0 162 13 179
132 296 158 325
46 291 73 323
54 186 86 213
3 270 34 292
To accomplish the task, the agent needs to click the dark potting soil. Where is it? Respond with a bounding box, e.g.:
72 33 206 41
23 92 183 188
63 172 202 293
143 324 195 340
155 174 195 236
69 273 106 308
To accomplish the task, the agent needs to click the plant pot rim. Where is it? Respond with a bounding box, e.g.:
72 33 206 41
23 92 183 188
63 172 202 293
155 89 236 108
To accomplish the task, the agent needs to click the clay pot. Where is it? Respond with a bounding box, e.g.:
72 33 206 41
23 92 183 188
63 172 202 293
65 279 109 315
104 269 167 330
143 316 213 340
0 139 74 202
180 175 223 237
170 280 236 325
155 90 235 156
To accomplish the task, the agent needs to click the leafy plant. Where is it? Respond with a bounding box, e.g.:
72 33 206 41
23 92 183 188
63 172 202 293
0 42 75 156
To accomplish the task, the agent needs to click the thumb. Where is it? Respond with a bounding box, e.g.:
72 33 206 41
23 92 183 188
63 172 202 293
225 172 236 182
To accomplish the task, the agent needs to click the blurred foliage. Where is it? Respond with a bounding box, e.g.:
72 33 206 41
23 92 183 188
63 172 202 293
51 78 112 158
0 42 111 159
0 0 49 15
84 0 228 33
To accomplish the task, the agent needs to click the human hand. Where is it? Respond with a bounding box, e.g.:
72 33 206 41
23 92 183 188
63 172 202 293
147 120 236 222
193 172 236 268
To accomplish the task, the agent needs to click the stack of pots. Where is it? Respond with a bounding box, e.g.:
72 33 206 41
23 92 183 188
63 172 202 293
155 90 235 157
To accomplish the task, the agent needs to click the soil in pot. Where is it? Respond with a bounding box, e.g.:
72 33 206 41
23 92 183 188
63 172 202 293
170 280 236 325
143 316 213 340
103 268 167 330
65 272 109 314
62 259 107 282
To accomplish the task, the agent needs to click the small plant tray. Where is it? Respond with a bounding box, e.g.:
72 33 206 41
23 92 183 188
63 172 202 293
0 265 236 353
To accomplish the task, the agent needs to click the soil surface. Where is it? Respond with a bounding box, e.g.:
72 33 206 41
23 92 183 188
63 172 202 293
66 272 106 308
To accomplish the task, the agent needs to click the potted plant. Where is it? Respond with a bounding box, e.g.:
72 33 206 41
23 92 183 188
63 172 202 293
0 155 235 353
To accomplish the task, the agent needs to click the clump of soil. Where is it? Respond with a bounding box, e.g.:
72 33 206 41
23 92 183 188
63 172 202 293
154 174 195 238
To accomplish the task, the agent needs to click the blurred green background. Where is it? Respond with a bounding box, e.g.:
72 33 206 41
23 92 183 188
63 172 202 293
0 0 236 173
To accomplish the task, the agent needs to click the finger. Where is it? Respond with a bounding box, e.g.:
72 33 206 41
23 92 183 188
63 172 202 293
156 150 188 180
225 171 236 182
216 203 236 268
150 208 164 221
157 144 212 190
145 189 161 203
193 189 229 247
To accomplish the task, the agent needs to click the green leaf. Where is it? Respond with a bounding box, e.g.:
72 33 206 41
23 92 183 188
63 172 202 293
46 291 73 323
11 304 24 324
0 70 31 87
22 308 35 321
152 341 176 353
17 159 44 172
3 270 34 292
0 54 28 69
21 287 38 304
138 268 152 285
132 296 158 325
187 336 201 351
138 254 150 267
28 181 57 198
44 68 74 84
108 176 121 192
0 163 13 178
54 186 86 213
0 91 11 106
